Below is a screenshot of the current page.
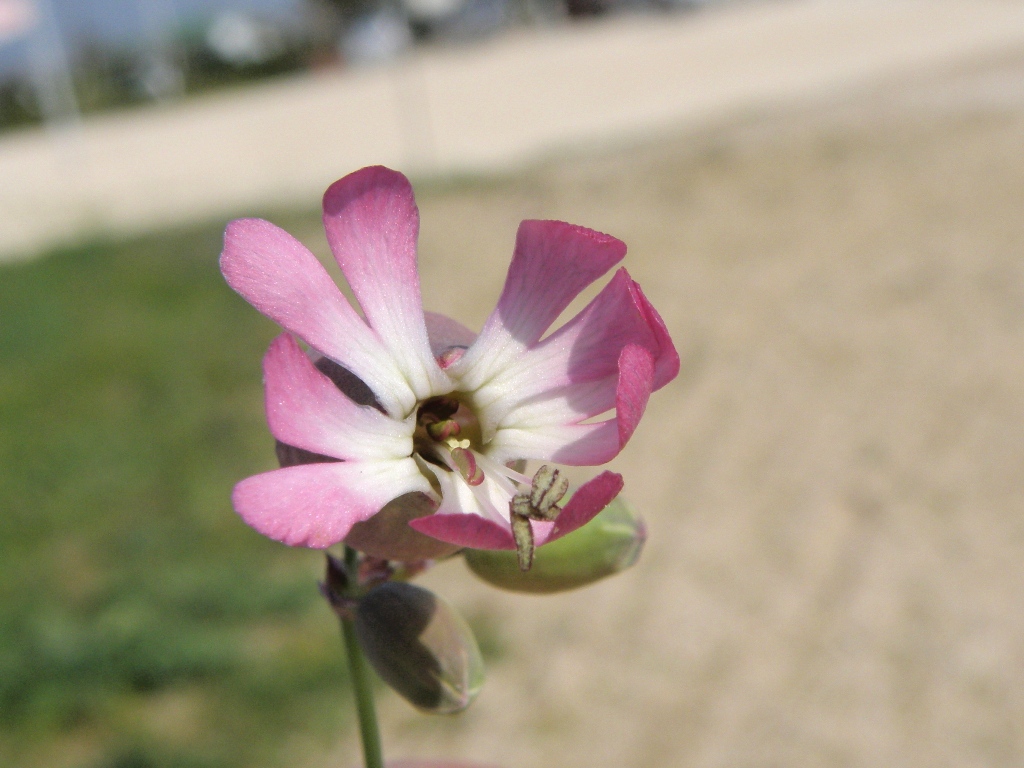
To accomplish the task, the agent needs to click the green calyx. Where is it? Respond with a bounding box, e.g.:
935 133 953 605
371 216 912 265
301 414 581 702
463 497 646 594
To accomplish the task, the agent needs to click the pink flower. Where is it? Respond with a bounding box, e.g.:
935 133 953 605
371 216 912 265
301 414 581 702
220 166 677 564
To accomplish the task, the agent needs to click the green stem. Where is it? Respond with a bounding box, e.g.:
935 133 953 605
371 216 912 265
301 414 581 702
340 547 385 768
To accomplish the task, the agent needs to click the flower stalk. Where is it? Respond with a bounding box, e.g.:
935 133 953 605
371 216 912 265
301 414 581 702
339 546 385 768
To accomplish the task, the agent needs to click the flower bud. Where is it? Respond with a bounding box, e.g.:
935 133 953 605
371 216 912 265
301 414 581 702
462 497 646 594
355 582 484 714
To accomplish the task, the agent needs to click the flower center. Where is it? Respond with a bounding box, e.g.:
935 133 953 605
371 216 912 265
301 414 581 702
412 395 494 483
412 392 571 570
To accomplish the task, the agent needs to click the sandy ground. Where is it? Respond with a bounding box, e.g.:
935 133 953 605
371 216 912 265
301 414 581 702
264 48 1024 768
4 0 1024 258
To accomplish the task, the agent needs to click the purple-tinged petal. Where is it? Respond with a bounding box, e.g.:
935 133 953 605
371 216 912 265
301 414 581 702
451 220 626 391
220 218 415 417
485 344 656 466
424 311 477 360
232 459 432 549
539 471 624 545
408 512 516 550
409 472 622 551
322 167 451 410
613 343 655 448
633 280 680 392
263 334 414 463
471 269 672 435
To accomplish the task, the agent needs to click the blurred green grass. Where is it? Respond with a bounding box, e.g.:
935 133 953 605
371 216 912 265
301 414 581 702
0 213 356 768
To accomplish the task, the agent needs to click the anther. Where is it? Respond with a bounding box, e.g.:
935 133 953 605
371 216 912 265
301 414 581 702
426 418 461 441
510 512 534 571
451 447 485 486
529 465 568 518
510 465 568 523
507 466 568 572
417 396 460 424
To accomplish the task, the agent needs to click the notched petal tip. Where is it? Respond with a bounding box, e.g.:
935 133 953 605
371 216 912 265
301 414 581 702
322 165 414 216
320 165 450 410
517 219 627 260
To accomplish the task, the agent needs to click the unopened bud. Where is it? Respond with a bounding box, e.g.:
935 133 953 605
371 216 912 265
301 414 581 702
464 497 646 593
355 582 484 714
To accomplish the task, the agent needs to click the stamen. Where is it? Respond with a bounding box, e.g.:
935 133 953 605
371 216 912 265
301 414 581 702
451 447 485 486
438 346 468 369
473 454 522 497
510 464 568 522
507 465 569 572
530 465 569 518
426 418 461 441
475 453 531 487
510 512 534 571
417 396 460 424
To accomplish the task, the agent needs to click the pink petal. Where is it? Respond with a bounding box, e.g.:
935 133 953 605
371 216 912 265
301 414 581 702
322 167 451 409
473 269 674 434
540 471 624 545
485 344 656 466
408 471 623 550
451 220 626 391
408 512 516 550
424 311 477 359
633 281 680 392
613 343 655 448
220 218 415 417
486 422 617 466
263 334 413 463
232 459 431 548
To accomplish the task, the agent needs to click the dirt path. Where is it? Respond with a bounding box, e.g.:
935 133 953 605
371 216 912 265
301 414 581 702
3 0 1024 259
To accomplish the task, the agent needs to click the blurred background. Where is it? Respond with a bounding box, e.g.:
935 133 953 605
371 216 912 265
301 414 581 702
3 1 1024 767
